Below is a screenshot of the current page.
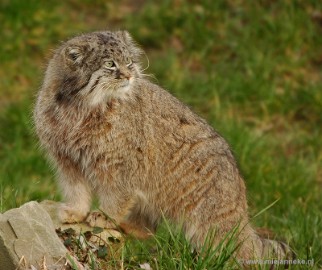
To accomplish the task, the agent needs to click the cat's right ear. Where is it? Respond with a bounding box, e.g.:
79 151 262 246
63 46 84 66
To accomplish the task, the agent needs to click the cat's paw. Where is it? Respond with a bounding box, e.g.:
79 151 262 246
58 204 88 224
86 211 117 229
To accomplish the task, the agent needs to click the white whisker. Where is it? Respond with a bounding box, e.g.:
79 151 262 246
141 73 158 83
141 51 150 72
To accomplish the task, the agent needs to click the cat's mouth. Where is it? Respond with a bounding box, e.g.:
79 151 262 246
117 77 134 89
119 80 130 88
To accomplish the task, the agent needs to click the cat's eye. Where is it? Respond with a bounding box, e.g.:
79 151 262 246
104 60 115 69
126 58 133 67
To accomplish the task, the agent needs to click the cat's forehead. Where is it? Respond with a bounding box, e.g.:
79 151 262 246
64 32 133 64
68 32 128 54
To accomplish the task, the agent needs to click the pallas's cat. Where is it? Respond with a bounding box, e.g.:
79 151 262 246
34 31 290 261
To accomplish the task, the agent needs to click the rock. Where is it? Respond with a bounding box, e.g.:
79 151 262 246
0 201 68 270
0 201 124 270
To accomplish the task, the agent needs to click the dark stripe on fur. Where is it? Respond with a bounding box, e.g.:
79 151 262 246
88 75 103 94
56 75 90 103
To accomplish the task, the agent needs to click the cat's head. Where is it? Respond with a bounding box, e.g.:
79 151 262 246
45 31 143 107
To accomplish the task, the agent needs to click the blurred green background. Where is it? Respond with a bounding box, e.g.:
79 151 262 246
0 0 321 267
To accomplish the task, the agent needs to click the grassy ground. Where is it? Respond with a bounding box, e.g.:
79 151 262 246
0 0 321 269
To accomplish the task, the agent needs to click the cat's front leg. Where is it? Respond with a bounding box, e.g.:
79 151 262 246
57 169 92 223
86 189 133 229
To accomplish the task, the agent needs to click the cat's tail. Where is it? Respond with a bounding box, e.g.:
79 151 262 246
261 238 293 259
256 227 293 257
235 225 294 269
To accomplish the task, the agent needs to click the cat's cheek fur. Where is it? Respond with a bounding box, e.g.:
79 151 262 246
89 85 133 107
85 78 135 107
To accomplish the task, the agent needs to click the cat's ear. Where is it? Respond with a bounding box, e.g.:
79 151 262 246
117 31 143 57
117 30 133 44
63 46 84 66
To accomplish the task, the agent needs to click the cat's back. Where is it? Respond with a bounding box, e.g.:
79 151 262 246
133 79 239 182
134 78 231 156
131 79 245 218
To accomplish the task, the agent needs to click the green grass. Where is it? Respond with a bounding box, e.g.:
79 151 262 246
0 0 321 269
122 220 241 270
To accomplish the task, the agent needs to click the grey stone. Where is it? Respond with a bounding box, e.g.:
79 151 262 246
0 201 124 270
0 201 68 270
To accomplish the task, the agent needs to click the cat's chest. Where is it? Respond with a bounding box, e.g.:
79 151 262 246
63 111 134 158
63 113 121 151
45 102 142 171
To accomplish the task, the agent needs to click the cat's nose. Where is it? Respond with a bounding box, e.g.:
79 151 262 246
123 73 131 80
116 69 131 80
